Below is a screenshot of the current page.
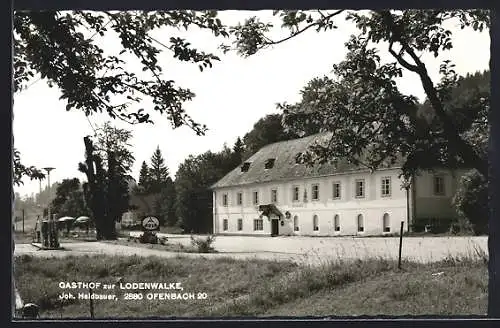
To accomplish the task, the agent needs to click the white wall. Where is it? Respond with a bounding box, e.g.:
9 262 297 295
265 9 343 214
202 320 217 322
214 168 411 236
413 169 466 220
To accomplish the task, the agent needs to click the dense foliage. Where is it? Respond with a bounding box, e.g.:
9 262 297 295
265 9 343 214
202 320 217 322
133 146 176 226
49 178 89 218
11 9 496 316
13 10 230 185
229 10 489 179
78 123 133 239
453 169 488 235
175 144 241 233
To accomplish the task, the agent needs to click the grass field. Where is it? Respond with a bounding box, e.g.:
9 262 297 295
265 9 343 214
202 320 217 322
13 253 488 319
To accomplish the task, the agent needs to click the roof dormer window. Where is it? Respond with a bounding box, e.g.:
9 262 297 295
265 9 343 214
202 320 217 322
241 162 251 172
265 158 276 169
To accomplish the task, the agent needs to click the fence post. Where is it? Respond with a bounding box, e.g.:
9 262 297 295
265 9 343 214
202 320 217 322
398 221 404 270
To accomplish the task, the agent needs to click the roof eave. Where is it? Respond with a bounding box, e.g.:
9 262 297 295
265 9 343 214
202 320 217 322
212 165 404 189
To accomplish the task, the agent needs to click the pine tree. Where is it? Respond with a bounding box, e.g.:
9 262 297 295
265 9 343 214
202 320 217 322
149 146 170 194
138 161 151 191
232 137 245 166
154 177 177 226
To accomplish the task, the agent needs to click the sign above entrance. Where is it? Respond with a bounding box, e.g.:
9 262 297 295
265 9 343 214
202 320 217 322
142 216 160 231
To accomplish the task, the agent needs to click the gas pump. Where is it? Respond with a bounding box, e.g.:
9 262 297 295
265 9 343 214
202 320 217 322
49 215 59 248
40 215 60 249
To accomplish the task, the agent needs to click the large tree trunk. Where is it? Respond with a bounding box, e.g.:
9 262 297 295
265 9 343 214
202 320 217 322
488 10 499 317
82 136 109 240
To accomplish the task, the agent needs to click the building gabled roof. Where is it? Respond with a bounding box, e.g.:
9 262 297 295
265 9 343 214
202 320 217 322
211 133 404 189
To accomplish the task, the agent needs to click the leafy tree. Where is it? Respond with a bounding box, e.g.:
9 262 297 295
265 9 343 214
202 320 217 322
242 114 299 160
94 122 135 172
79 123 134 239
106 149 130 230
175 149 239 233
13 10 230 185
229 9 494 314
154 177 177 226
13 149 45 186
453 169 488 235
50 178 88 218
230 10 488 175
138 161 151 191
148 146 170 194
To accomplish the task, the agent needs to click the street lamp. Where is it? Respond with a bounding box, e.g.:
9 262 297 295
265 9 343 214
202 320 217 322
42 167 55 220
42 167 56 248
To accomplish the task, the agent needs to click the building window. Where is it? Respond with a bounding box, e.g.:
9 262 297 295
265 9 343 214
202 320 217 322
293 215 299 231
237 218 243 231
292 186 300 202
223 219 228 231
222 194 228 207
334 214 340 232
357 214 364 232
383 213 390 232
355 179 365 198
253 219 263 231
253 191 259 205
237 192 243 205
381 177 391 197
271 189 278 203
241 162 251 172
313 214 319 231
265 158 276 169
312 184 319 201
433 175 445 195
333 182 341 199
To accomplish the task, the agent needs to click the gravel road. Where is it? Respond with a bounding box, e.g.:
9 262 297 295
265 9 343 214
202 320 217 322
14 235 488 266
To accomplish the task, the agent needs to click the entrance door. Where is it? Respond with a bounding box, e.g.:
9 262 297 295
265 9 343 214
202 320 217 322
271 219 279 236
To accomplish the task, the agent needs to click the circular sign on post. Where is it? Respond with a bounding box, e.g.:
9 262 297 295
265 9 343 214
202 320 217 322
142 216 160 231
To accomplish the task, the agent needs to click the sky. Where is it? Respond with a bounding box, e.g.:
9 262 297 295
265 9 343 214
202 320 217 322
13 10 491 198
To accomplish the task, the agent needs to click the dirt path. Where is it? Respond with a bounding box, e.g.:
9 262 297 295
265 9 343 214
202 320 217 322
14 235 488 266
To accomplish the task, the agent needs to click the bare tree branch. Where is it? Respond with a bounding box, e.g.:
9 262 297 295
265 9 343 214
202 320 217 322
388 40 419 72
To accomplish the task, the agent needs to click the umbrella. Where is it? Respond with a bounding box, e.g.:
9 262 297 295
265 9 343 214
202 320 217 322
58 216 76 222
75 216 91 223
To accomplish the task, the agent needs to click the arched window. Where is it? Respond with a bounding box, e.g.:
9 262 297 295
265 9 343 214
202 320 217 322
313 215 319 231
357 214 364 232
383 213 390 232
293 215 299 231
334 214 340 232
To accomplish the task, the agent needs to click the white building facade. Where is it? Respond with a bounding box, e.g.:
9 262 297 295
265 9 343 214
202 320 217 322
211 134 465 236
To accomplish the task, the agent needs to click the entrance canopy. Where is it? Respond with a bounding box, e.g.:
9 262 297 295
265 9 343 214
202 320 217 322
258 204 284 219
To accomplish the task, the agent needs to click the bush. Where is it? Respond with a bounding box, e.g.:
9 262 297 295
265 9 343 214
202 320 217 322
453 169 488 235
411 223 425 233
190 235 216 253
139 231 158 244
